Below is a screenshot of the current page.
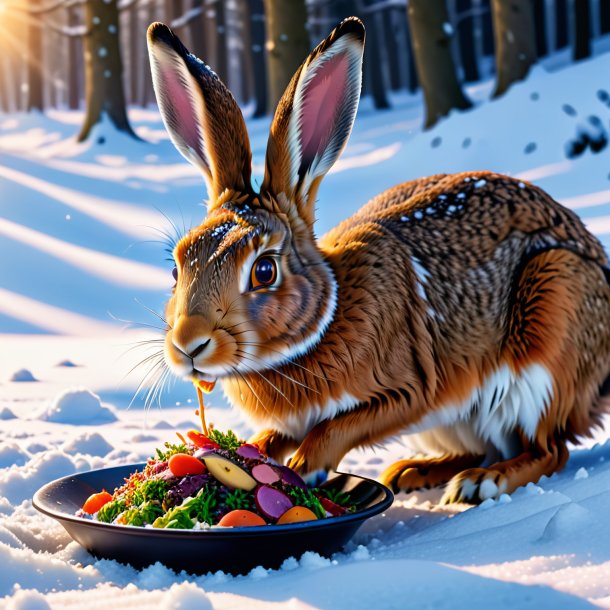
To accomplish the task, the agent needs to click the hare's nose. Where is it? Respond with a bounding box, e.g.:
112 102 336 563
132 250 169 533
172 315 212 359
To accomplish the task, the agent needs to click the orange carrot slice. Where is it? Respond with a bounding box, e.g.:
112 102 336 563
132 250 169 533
217 509 266 527
277 506 318 524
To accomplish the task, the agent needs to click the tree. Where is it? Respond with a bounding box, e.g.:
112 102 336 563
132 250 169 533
532 0 548 57
407 0 471 128
247 0 267 117
27 0 44 111
490 0 536 98
601 0 610 35
456 0 479 82
573 0 591 61
555 0 569 48
78 0 136 141
68 3 82 109
263 0 310 111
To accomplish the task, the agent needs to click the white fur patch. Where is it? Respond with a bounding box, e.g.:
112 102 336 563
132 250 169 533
269 391 359 442
406 363 554 458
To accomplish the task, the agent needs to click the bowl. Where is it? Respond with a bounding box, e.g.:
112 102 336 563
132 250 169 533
33 463 393 574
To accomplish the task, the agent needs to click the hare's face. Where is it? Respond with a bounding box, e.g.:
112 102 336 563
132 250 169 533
148 18 364 386
164 203 335 383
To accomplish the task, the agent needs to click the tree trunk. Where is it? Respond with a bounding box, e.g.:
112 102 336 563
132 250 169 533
188 0 207 60
78 0 136 141
365 7 390 109
68 5 82 109
263 0 310 112
27 0 44 112
404 11 418 92
601 0 610 34
408 0 471 128
383 8 401 90
0 56 9 112
490 0 536 98
555 0 569 49
573 0 591 61
248 0 267 117
533 0 548 57
214 0 228 83
128 1 139 106
456 0 479 82
480 0 495 56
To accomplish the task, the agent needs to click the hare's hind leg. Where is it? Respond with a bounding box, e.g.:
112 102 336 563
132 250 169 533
441 437 569 503
379 453 485 493
443 248 610 504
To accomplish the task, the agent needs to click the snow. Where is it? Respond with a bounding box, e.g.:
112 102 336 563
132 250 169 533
9 370 37 383
1 48 610 608
38 389 118 425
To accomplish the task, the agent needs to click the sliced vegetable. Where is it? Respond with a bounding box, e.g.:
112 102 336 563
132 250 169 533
203 454 257 491
277 506 318 524
82 490 113 514
168 453 206 477
236 443 263 460
277 465 307 489
252 463 280 484
254 485 293 521
217 509 266 527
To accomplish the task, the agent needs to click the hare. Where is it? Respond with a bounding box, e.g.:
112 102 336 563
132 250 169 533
147 17 610 503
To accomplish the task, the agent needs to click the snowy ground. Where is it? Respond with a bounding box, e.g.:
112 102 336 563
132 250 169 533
3 50 610 608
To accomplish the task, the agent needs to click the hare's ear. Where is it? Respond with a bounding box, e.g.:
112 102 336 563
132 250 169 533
262 17 364 225
147 23 252 205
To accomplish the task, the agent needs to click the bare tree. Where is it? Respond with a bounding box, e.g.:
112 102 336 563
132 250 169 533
555 0 569 49
362 0 390 109
27 0 44 111
68 4 82 109
602 0 610 35
78 0 136 141
247 0 267 117
456 0 479 82
263 0 309 111
573 0 591 61
407 0 471 128
490 0 536 98
533 0 548 57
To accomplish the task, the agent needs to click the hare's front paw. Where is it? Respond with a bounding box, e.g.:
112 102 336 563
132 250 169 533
441 468 508 504
248 428 298 463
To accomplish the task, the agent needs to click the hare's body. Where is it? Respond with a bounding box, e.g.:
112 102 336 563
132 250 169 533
148 18 610 503
225 171 610 500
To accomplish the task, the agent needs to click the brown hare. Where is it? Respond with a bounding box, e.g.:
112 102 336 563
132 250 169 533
147 17 610 503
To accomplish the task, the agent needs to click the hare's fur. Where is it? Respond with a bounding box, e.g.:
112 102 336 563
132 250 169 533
148 19 610 503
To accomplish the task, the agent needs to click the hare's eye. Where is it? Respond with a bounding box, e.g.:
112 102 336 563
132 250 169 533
250 257 279 290
172 266 178 282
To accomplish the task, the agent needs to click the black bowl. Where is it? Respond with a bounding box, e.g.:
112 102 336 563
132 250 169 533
33 463 393 574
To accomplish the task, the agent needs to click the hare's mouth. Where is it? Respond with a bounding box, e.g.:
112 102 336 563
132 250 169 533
191 369 218 384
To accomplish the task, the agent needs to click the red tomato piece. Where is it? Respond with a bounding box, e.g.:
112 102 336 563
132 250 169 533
168 453 207 477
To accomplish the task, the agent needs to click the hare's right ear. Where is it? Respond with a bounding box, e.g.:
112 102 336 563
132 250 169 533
262 17 365 226
147 23 252 205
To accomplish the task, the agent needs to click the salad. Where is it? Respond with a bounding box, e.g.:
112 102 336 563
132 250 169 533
77 382 355 529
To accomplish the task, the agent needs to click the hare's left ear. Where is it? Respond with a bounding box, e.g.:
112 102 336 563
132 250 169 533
262 17 365 226
147 23 252 205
